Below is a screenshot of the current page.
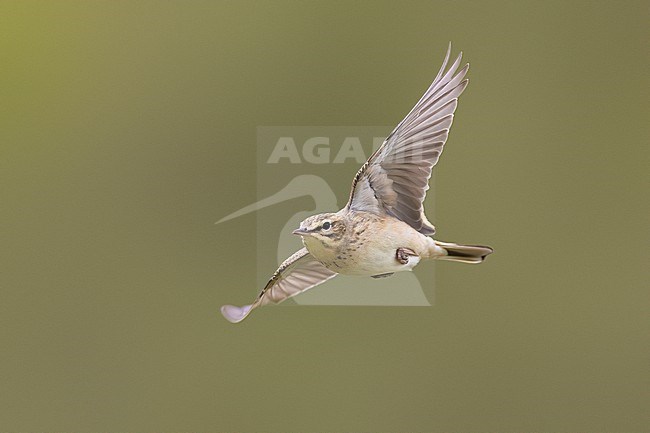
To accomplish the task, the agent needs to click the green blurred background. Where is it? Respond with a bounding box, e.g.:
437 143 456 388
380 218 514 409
1 1 648 431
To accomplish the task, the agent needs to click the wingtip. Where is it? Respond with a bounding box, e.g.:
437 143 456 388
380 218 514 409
220 304 253 323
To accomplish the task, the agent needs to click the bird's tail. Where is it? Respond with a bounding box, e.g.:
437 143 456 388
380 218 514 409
434 240 493 264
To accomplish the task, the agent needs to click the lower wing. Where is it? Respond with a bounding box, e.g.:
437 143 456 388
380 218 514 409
220 248 338 323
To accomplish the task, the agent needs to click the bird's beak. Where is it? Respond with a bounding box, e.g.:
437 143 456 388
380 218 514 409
292 228 309 236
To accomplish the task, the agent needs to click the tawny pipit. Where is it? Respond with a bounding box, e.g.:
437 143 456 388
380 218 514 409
221 44 493 323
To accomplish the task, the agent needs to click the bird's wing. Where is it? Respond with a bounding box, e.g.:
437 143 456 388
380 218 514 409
346 43 469 235
220 248 337 323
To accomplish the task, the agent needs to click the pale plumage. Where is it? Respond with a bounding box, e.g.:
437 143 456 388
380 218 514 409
221 43 492 323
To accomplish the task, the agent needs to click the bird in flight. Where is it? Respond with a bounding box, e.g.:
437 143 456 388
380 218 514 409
221 44 493 323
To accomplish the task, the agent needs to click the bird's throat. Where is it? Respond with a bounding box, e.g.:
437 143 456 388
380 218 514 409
302 235 337 264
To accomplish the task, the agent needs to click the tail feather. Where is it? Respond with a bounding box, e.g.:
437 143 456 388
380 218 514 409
435 240 493 264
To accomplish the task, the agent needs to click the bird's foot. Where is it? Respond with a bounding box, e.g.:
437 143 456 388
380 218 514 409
396 247 416 265
371 272 394 279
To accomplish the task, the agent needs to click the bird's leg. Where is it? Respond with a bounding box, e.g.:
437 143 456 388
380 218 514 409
396 247 416 265
371 272 394 279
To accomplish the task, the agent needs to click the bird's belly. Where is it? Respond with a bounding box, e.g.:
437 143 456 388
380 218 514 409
336 248 422 276
332 228 429 276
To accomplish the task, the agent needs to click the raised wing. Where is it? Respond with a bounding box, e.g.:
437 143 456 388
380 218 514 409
346 43 469 235
220 248 337 323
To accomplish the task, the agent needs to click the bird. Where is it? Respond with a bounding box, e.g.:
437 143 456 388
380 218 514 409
221 43 493 323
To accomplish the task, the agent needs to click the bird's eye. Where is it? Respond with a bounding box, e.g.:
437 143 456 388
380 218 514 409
322 221 331 230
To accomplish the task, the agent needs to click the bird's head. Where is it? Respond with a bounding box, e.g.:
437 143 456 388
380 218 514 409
292 212 347 248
